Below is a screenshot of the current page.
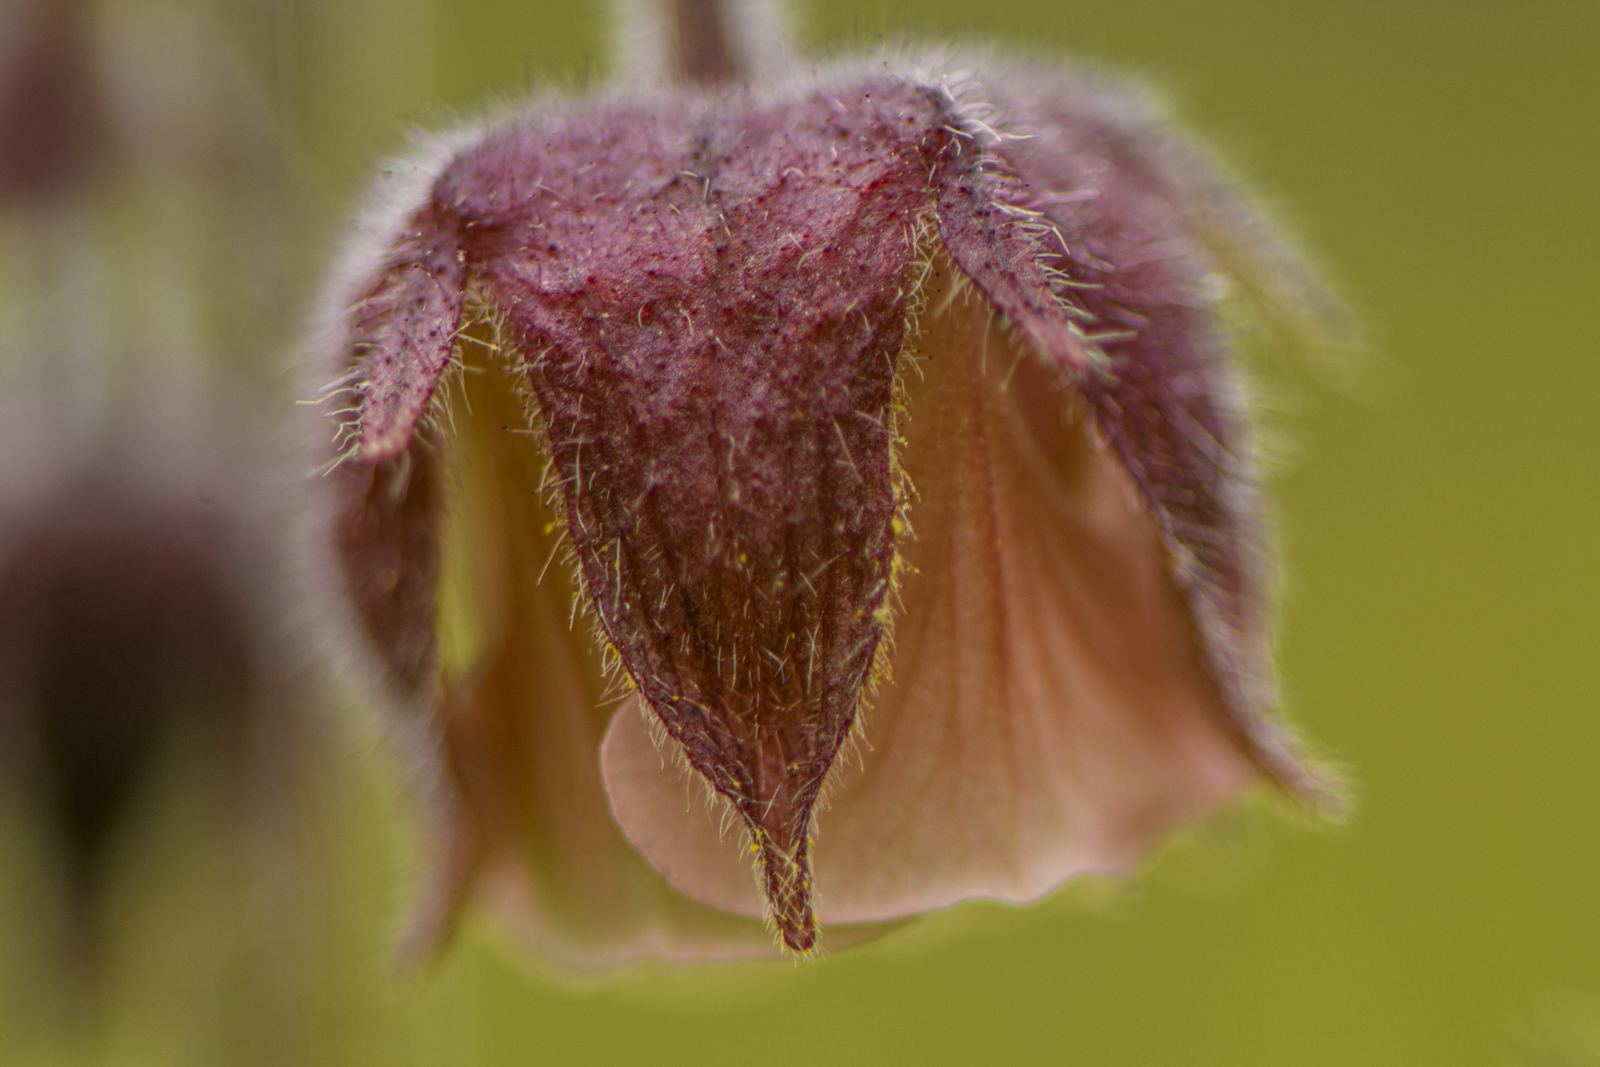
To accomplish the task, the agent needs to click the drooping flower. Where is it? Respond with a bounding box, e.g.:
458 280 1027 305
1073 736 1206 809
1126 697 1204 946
312 0 1344 960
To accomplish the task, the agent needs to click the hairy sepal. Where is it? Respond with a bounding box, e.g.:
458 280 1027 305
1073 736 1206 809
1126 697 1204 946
447 90 949 951
346 205 469 463
972 68 1341 805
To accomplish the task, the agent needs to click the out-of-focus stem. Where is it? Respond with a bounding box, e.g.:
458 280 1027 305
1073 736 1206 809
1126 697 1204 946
669 0 735 84
615 0 793 88
0 0 106 199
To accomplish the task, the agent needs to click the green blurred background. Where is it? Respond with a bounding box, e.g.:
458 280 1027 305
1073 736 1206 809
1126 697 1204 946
4 0 1598 1064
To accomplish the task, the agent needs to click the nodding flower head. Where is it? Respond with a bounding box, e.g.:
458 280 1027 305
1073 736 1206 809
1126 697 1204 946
312 0 1345 962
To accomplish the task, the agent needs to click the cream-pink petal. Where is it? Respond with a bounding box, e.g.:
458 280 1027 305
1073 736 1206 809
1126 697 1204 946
602 272 1259 923
413 346 794 965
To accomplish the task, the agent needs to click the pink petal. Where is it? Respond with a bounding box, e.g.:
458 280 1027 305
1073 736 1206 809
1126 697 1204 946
602 269 1257 922
977 67 1344 802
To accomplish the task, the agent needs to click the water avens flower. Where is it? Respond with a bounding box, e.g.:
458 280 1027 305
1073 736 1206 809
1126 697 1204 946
314 0 1342 959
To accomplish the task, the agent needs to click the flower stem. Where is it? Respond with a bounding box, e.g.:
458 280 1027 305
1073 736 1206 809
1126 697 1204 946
669 0 737 84
617 0 792 87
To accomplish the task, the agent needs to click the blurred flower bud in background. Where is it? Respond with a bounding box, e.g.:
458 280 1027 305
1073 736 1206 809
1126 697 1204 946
0 0 338 1057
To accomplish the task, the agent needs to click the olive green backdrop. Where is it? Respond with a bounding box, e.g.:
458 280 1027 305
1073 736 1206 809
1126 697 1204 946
11 0 1599 1064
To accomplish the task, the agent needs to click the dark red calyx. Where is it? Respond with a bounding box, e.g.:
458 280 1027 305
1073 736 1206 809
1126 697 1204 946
335 74 1102 947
